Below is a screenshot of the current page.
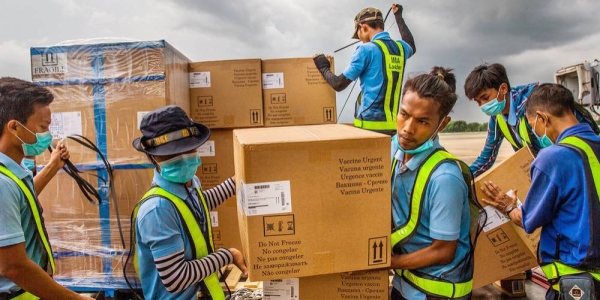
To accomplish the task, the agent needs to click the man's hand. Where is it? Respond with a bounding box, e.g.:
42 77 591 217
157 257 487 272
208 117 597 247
480 181 517 214
228 248 248 276
313 54 331 71
48 140 69 170
392 3 403 16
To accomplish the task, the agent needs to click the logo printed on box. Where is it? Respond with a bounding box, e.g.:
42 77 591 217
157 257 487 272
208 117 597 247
263 215 295 237
270 93 286 104
196 96 214 107
32 52 68 75
202 163 218 175
368 236 388 265
250 109 262 124
42 53 59 66
487 228 510 247
323 107 335 122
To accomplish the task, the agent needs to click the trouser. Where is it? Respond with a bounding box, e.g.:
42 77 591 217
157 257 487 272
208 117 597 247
390 287 472 300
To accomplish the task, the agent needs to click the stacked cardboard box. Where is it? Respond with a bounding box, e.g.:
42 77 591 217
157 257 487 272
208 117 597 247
31 40 190 286
233 124 391 286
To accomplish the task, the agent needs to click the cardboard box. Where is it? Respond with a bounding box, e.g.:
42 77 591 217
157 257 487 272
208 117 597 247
189 59 263 128
261 58 337 127
39 165 154 280
234 124 391 281
264 270 389 300
195 129 243 251
31 40 190 165
472 148 541 289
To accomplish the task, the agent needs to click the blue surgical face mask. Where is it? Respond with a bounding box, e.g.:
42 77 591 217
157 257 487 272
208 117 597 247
480 89 506 116
157 153 202 184
22 158 35 170
532 115 553 148
397 119 445 155
15 122 53 156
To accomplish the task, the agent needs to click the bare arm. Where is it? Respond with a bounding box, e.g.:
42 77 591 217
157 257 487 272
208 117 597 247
391 239 457 270
34 142 69 194
0 243 91 299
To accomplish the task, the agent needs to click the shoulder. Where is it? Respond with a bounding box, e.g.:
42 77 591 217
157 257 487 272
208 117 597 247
429 159 467 190
533 145 581 171
0 174 22 198
136 196 178 221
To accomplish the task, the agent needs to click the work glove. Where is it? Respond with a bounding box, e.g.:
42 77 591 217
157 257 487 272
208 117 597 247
313 54 330 71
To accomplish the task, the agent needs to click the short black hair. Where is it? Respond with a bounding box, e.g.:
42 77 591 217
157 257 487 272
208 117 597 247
403 66 458 119
525 83 575 118
464 63 511 100
0 77 54 137
362 20 385 31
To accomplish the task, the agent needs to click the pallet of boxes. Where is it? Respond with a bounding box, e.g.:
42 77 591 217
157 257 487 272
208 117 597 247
31 39 191 294
190 57 392 299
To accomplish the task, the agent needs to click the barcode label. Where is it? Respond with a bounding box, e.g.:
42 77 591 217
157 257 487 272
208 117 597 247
243 181 292 216
264 278 299 300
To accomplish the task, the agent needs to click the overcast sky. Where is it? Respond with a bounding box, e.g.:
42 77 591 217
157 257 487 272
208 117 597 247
2 0 599 123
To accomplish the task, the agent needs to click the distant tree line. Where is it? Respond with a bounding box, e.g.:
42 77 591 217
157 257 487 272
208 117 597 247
443 121 488 133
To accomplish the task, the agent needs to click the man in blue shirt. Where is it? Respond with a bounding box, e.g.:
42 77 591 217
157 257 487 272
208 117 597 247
130 105 247 300
390 68 474 300
314 4 416 136
0 77 92 299
464 63 598 177
481 83 600 299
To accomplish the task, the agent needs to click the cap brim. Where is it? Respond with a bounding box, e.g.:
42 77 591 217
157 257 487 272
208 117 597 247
132 122 211 156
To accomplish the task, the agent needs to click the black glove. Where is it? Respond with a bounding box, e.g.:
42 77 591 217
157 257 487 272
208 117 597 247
313 54 330 71
393 4 403 16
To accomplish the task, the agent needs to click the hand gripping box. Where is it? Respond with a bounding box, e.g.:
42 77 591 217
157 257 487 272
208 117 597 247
233 124 391 281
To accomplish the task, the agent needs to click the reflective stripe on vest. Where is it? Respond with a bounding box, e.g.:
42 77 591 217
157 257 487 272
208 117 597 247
354 39 405 131
518 117 531 146
390 150 474 298
540 262 600 291
0 165 55 276
496 115 523 149
11 291 38 300
132 187 225 300
560 136 600 201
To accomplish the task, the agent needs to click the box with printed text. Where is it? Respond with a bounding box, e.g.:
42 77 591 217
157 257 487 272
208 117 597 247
233 124 391 281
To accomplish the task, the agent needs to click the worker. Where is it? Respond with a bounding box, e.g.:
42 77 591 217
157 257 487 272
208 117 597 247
390 67 475 299
0 77 93 299
480 83 600 299
130 105 247 300
464 63 599 177
314 3 416 136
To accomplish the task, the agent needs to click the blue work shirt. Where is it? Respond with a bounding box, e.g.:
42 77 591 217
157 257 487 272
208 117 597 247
135 170 208 300
390 136 471 300
522 123 600 265
343 32 413 122
0 152 47 293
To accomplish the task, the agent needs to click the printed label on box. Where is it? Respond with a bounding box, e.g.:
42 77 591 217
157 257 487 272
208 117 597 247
264 278 299 300
210 211 219 227
262 73 284 89
49 112 82 139
483 205 511 232
32 53 68 76
190 72 211 88
137 111 150 129
243 181 292 216
198 141 215 157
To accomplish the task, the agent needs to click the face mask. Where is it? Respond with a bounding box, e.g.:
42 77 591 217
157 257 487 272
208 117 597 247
22 158 35 170
532 116 553 148
15 122 53 156
480 89 506 116
157 153 202 184
397 118 445 155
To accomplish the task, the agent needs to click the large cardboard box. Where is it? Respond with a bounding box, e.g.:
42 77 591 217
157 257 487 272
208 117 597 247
472 148 541 289
39 165 154 282
189 59 263 128
31 40 190 165
261 58 337 127
195 129 243 251
263 270 389 300
233 124 391 281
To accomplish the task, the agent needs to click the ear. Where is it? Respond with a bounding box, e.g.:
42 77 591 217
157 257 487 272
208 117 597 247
438 116 451 132
5 120 19 135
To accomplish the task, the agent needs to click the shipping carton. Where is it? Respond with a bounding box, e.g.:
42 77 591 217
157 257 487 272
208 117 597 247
234 124 391 281
261 58 337 127
189 59 263 128
472 148 540 289
195 129 243 251
31 40 190 165
264 270 389 300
